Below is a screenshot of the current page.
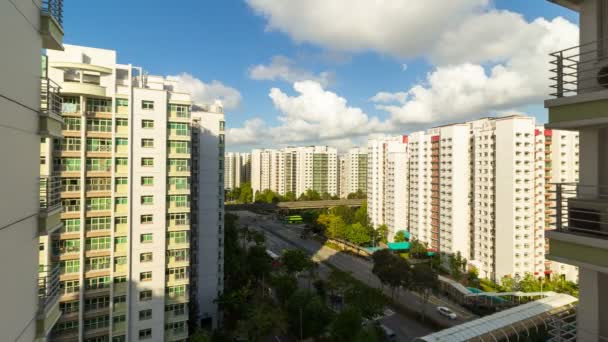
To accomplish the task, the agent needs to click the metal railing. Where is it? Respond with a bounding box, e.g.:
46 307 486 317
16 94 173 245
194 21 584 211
41 77 62 116
40 176 61 210
41 0 63 27
550 39 608 98
548 183 608 238
38 264 60 312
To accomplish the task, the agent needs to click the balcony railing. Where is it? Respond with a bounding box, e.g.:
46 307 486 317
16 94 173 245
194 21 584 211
41 0 63 27
549 183 608 238
550 39 608 98
38 264 60 312
41 77 62 117
40 176 61 210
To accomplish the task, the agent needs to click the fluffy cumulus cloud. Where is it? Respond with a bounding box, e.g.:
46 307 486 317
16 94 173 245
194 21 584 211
168 73 242 110
233 0 579 147
249 55 334 86
227 81 388 149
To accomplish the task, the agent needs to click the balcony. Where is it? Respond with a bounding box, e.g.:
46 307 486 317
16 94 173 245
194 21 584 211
36 265 62 338
546 183 608 269
40 78 63 137
165 326 188 341
39 177 62 234
40 0 64 51
547 39 608 127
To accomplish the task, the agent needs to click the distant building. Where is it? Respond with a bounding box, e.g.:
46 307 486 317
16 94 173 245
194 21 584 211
224 152 251 190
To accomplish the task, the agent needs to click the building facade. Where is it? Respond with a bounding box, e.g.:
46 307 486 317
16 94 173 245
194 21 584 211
44 45 222 341
369 116 579 282
340 147 368 198
223 152 251 191
0 0 65 340
545 1 608 340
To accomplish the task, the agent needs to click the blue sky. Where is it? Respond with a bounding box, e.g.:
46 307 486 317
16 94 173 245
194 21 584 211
63 1 579 151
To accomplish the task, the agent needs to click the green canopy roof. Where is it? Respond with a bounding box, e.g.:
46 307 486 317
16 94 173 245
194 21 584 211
387 242 410 250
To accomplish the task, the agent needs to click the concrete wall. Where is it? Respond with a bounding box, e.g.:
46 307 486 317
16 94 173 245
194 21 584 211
0 1 44 340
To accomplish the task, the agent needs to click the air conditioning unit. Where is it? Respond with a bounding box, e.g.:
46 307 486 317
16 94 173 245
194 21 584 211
567 197 608 235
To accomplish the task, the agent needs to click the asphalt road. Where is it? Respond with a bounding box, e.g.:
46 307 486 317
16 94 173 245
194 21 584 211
234 210 447 341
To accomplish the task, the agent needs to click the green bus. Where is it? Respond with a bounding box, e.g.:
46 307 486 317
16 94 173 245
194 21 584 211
285 215 303 224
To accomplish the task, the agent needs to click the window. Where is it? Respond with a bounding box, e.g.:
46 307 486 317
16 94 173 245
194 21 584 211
84 315 110 330
140 233 153 243
86 197 111 211
116 98 128 109
60 300 80 314
219 134 225 144
115 216 127 226
139 328 152 340
113 315 126 326
167 267 187 280
140 214 153 224
166 285 187 298
115 236 127 246
168 213 189 226
86 138 112 152
85 276 111 290
168 141 189 154
54 239 80 253
115 118 128 128
56 157 81 171
168 159 189 172
168 195 189 208
115 158 128 167
87 118 112 132
115 197 127 206
141 177 154 186
86 98 111 112
62 218 81 233
60 280 80 294
141 158 154 167
86 178 111 191
86 236 111 251
141 139 154 148
85 217 111 232
114 256 127 269
169 104 190 118
169 177 189 190
168 249 188 262
140 252 153 263
165 303 186 316
115 177 128 187
60 259 80 274
142 120 154 129
139 309 152 321
219 121 225 131
140 271 152 282
168 122 189 136
63 117 81 131
85 296 110 311
55 320 79 333
142 100 154 110
139 290 152 302
113 295 126 306
115 138 128 149
85 256 111 271
86 158 111 172
167 231 188 244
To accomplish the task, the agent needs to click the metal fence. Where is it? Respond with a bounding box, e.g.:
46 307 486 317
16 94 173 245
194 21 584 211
40 176 61 210
41 77 62 116
38 264 60 311
41 0 63 27
548 183 608 238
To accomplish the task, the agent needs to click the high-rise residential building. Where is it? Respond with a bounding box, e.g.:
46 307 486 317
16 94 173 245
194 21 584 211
338 156 348 199
224 153 241 190
340 148 368 198
250 146 338 198
367 136 405 228
544 1 608 340
223 152 252 190
384 142 409 240
191 104 225 330
369 116 579 282
44 44 223 341
1 1 65 340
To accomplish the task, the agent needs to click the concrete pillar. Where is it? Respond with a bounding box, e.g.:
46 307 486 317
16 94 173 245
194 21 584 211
577 267 599 341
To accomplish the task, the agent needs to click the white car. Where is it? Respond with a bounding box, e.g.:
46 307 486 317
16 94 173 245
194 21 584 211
437 306 457 320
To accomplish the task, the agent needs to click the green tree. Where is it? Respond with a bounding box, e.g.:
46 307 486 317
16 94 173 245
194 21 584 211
449 251 466 281
330 307 363 342
238 182 253 203
247 246 272 282
271 274 298 304
345 222 371 246
410 239 427 259
466 267 480 286
410 264 438 321
190 328 211 342
344 284 386 319
283 191 296 202
299 189 321 201
375 224 389 244
281 249 314 275
318 214 346 239
236 302 287 341
286 291 333 339
394 231 407 242
353 201 370 227
347 189 366 199
372 249 411 298
321 192 332 200
330 206 354 224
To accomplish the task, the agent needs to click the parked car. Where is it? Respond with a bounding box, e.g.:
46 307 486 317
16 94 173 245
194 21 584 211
379 324 397 342
436 306 457 319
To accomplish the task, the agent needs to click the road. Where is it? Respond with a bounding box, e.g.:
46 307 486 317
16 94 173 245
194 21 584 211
234 210 453 341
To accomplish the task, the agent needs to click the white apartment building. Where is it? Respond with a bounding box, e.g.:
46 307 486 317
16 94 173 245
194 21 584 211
338 156 348 199
342 147 368 198
239 153 251 185
44 44 223 341
385 142 409 240
370 116 579 282
1 1 65 341
224 152 240 190
251 146 338 198
367 136 405 228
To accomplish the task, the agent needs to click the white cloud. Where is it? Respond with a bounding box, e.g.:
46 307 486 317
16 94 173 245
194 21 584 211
371 15 578 125
249 55 334 86
227 81 389 150
401 64 408 72
369 91 408 104
168 73 242 110
246 0 488 58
